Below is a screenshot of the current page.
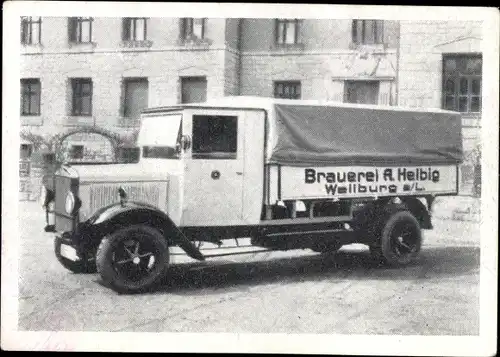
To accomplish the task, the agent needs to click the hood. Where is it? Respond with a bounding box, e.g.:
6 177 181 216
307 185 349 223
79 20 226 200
57 162 171 185
54 161 181 221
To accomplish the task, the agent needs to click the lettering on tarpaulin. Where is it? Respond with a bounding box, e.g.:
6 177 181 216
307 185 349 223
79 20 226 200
304 167 442 196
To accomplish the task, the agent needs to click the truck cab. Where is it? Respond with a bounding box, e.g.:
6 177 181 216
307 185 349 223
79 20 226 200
138 106 266 228
41 97 463 293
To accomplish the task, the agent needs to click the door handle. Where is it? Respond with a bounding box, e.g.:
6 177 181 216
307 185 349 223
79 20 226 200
211 170 221 180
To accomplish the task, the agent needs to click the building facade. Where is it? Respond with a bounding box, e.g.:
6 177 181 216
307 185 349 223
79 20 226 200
398 20 482 193
19 17 482 197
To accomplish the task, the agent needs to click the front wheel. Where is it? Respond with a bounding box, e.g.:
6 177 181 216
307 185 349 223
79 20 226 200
369 210 422 266
96 225 170 294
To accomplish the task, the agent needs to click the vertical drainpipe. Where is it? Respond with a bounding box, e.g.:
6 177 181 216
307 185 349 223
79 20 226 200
395 21 401 106
237 19 242 96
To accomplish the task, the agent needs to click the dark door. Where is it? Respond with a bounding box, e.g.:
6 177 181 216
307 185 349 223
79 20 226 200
344 80 380 104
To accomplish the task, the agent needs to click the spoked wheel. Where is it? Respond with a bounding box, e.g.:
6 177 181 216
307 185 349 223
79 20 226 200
96 225 169 294
369 210 422 266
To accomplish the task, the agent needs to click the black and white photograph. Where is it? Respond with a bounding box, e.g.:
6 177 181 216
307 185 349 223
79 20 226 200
2 2 498 355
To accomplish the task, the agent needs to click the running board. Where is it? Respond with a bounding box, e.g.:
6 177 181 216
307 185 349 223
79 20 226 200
264 228 349 237
202 248 274 259
262 215 352 225
258 228 358 247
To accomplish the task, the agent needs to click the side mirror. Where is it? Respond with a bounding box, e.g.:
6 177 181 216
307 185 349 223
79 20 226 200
180 135 191 151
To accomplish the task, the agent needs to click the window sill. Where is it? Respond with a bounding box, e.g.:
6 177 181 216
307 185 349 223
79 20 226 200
117 117 141 128
69 114 93 117
272 43 305 51
63 115 94 126
178 37 212 50
21 44 44 54
350 43 387 53
120 40 153 49
21 115 43 126
68 42 97 50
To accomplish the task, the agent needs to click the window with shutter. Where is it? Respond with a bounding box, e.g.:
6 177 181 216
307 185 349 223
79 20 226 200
122 17 147 41
275 19 300 45
71 78 93 116
352 20 384 45
122 18 131 40
68 18 76 42
181 18 205 40
123 78 149 119
21 79 41 115
21 17 42 45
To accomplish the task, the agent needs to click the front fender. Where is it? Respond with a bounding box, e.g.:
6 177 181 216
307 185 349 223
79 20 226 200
86 201 204 261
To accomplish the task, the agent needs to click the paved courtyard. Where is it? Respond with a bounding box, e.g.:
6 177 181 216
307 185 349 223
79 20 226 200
15 200 481 334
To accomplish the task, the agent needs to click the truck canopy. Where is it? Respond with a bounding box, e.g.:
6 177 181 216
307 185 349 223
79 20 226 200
269 102 463 166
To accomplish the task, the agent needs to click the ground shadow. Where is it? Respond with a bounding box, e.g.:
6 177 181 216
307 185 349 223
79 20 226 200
129 246 480 295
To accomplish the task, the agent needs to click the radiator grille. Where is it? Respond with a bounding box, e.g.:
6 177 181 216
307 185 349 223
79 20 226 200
88 182 168 214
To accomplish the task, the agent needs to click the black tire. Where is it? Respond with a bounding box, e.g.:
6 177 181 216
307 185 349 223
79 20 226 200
369 210 422 266
96 225 169 294
54 236 97 274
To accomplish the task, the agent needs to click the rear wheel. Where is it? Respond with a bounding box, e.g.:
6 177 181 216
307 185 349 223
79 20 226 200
96 225 169 294
369 210 422 266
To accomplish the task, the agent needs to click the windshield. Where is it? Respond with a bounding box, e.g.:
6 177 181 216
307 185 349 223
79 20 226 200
138 114 182 159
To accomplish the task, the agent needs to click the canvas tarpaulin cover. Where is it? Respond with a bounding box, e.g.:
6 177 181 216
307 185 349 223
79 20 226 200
268 104 463 166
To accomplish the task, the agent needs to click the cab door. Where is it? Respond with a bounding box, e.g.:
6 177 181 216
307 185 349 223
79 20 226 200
182 110 245 226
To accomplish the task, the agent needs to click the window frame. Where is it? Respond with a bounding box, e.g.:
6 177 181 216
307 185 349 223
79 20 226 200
122 17 148 41
21 16 42 45
68 17 93 43
442 54 482 114
71 78 93 116
351 19 384 45
21 78 41 116
273 81 302 100
191 115 238 160
275 19 300 45
122 77 149 118
181 18 206 40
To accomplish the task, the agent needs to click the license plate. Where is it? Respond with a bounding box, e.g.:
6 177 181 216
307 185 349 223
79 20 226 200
60 244 79 261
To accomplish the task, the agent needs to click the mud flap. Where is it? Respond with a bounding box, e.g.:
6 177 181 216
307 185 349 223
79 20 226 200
170 227 205 261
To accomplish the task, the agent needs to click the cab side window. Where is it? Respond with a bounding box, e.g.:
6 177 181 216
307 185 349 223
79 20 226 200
192 115 237 159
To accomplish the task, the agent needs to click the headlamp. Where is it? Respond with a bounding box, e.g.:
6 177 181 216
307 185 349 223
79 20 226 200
65 191 75 215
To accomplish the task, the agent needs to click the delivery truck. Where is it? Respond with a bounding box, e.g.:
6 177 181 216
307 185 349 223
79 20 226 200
40 96 463 293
